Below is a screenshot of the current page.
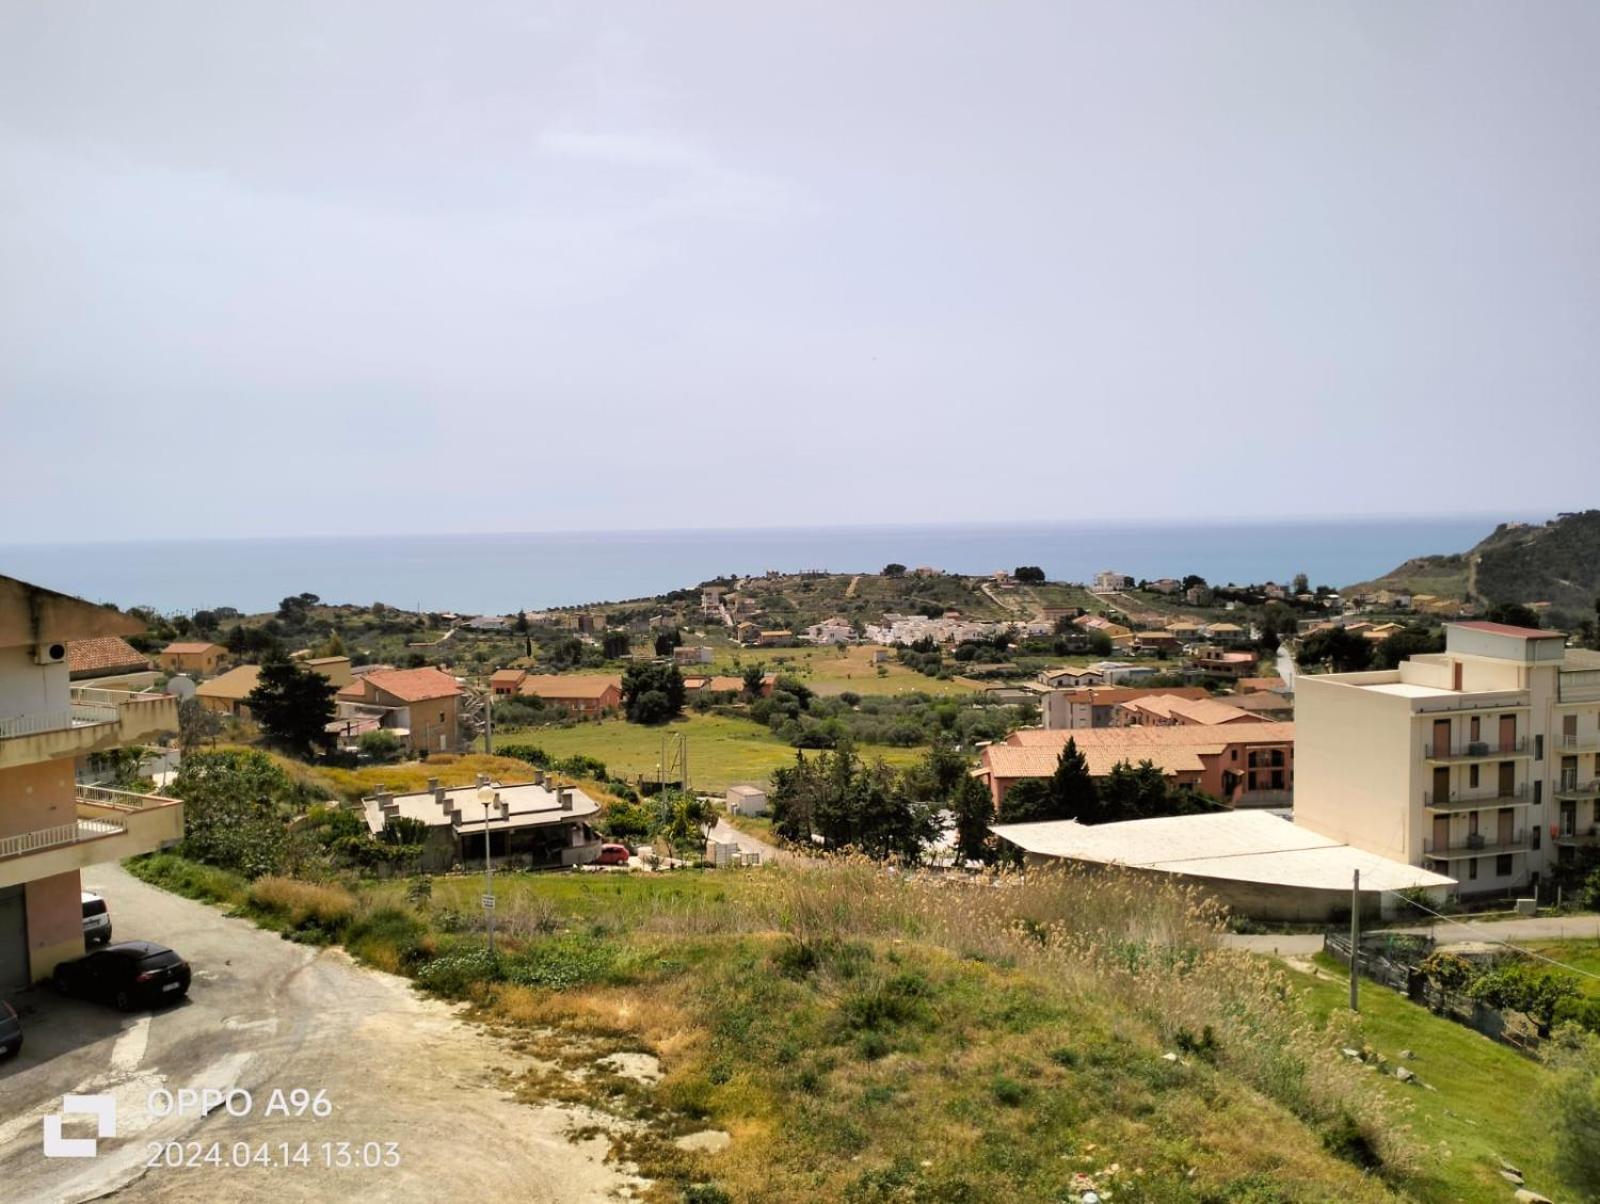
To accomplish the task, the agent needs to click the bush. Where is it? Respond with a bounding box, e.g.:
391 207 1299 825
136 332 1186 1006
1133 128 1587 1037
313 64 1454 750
247 876 357 938
416 948 500 997
345 906 430 972
503 936 620 990
357 729 404 763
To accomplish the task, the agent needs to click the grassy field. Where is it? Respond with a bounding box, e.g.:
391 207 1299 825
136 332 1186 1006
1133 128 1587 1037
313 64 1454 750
131 854 1412 1202
701 644 978 697
495 713 924 793
1292 953 1565 1203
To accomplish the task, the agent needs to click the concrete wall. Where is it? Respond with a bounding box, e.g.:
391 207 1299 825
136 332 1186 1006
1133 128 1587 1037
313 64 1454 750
1294 674 1416 862
0 646 68 721
25 869 82 981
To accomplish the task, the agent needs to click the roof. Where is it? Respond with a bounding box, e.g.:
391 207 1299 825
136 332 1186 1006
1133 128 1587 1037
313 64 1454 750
1050 686 1211 707
303 656 349 667
989 723 1294 779
361 778 600 835
195 664 262 701
1237 676 1288 693
1119 694 1261 725
362 667 462 703
990 810 1455 893
1227 692 1295 715
68 636 151 677
1451 621 1565 640
519 674 621 700
0 575 146 648
490 668 528 683
162 641 222 655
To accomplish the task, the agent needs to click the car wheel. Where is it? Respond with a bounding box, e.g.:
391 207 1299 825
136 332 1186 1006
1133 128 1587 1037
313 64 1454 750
52 969 70 995
114 989 132 1012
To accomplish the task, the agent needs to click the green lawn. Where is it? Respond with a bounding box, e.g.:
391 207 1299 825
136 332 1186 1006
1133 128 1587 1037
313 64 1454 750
495 712 924 793
1292 954 1565 1203
1524 939 1600 999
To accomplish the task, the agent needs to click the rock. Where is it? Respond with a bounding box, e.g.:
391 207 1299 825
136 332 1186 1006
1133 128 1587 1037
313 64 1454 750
1341 1047 1363 1060
674 1130 732 1154
1399 1049 1416 1060
1500 1169 1525 1185
1394 1067 1416 1083
596 1052 663 1085
1162 1052 1179 1062
1500 1159 1522 1175
1514 1191 1553 1204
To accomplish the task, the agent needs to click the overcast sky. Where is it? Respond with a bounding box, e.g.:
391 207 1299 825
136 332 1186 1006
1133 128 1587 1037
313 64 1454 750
2 2 1596 543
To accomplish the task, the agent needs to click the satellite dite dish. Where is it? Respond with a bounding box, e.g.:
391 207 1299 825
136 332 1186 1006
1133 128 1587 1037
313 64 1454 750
165 675 198 700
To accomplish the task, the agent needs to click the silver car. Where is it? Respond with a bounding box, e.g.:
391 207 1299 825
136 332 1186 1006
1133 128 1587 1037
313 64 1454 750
81 892 112 947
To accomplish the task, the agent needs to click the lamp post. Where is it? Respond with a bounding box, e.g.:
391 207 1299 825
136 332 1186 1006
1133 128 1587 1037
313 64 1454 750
477 781 504 958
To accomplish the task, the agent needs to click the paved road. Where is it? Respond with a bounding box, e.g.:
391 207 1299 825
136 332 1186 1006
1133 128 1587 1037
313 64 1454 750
1226 913 1600 957
0 864 638 1203
709 818 795 865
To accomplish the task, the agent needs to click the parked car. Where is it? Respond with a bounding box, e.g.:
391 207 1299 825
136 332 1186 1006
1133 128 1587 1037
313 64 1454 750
81 892 112 946
0 1001 20 1058
594 843 631 866
52 942 191 1011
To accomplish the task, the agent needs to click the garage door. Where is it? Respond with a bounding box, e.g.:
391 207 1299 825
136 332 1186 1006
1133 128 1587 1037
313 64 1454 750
0 885 27 992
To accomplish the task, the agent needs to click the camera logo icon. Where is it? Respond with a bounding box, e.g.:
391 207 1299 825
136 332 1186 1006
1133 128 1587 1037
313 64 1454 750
43 1094 116 1158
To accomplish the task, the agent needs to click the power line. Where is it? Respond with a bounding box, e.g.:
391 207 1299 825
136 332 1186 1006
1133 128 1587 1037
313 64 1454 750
1378 887 1600 983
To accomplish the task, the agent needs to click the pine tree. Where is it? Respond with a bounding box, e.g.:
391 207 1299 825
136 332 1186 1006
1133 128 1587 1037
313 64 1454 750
1046 737 1098 821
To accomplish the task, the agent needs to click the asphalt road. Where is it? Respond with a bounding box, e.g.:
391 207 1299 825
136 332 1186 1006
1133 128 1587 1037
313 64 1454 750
1225 913 1600 957
0 863 639 1203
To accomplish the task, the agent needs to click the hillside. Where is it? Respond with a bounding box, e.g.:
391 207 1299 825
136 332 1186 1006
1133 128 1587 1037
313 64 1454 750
1350 511 1600 617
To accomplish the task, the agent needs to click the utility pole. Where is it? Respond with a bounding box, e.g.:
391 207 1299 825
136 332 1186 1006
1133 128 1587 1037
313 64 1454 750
1349 868 1360 1012
483 682 493 756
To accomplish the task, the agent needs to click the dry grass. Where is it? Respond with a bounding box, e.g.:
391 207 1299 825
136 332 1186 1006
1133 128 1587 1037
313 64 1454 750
247 876 358 929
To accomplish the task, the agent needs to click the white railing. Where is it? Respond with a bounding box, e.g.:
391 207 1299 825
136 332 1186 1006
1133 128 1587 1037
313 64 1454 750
0 700 123 740
0 818 126 860
77 784 174 811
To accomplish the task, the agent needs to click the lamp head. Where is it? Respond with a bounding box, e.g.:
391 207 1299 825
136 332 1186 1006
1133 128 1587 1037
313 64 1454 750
477 784 496 806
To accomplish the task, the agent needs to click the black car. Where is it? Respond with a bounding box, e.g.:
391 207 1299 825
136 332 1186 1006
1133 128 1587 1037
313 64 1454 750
52 942 191 1010
0 1000 20 1057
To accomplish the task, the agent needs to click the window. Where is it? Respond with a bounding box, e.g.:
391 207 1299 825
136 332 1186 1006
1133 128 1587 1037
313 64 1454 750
1535 780 1543 805
1468 858 1479 880
1533 826 1542 850
1496 854 1514 877
1469 764 1480 789
1536 734 1544 761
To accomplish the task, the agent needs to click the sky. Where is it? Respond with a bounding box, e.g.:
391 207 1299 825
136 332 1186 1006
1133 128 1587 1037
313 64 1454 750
2 1 1597 543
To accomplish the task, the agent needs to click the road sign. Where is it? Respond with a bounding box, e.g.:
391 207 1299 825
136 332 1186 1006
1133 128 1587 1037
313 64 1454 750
481 894 496 911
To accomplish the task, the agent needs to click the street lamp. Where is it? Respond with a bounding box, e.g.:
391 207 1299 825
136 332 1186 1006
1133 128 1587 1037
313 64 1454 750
477 780 507 957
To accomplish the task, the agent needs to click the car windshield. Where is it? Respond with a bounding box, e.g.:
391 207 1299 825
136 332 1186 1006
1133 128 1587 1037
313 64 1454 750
137 951 182 971
82 899 107 917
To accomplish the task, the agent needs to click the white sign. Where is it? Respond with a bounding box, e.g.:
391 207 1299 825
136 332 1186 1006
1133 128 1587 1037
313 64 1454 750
480 894 495 911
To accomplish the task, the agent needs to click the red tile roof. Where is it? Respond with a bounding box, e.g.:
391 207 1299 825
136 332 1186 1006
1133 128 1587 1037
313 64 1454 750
362 667 463 702
68 636 151 677
1452 621 1565 640
163 641 223 655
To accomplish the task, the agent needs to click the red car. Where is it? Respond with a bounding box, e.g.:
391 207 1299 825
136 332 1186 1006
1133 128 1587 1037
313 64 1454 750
594 843 631 867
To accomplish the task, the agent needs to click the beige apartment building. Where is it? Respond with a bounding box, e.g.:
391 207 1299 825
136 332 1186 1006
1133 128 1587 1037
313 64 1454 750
1296 621 1600 899
0 576 184 989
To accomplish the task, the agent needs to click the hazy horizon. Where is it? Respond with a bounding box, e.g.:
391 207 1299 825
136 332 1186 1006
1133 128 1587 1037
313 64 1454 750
4 3 1598 541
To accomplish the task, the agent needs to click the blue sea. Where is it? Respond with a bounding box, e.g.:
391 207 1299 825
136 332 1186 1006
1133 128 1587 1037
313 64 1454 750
0 518 1504 616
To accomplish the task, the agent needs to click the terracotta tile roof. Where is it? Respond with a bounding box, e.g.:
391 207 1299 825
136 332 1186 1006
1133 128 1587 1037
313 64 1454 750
68 636 151 677
1046 686 1209 707
163 641 222 655
195 664 262 700
985 722 1294 780
490 669 527 685
1119 694 1262 725
1237 676 1287 693
518 674 621 700
362 667 462 702
1452 620 1565 639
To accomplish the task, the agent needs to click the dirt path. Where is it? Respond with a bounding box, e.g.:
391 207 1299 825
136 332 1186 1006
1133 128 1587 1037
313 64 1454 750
0 864 642 1203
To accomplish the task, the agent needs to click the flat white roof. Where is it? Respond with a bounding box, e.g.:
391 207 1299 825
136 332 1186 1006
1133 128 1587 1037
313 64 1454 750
1363 683 1456 698
992 810 1455 893
361 779 600 835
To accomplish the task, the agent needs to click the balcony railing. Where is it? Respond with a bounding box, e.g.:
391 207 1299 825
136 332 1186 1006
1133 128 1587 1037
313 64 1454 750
1422 737 1529 762
1556 778 1600 800
1559 733 1600 752
76 784 176 811
1560 670 1600 704
1424 784 1529 810
0 702 120 740
1422 828 1527 856
0 817 127 861
1556 825 1600 846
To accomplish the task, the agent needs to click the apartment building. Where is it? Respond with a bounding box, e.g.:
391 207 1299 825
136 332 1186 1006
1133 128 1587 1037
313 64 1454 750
1296 621 1600 898
0 576 183 989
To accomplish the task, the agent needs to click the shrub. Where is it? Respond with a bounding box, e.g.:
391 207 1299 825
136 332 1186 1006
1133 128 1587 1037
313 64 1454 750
497 743 551 768
357 729 404 763
503 936 620 990
247 876 357 938
416 948 500 997
345 906 430 972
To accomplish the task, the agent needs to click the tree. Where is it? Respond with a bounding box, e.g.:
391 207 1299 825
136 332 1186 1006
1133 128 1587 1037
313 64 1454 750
177 697 223 752
1047 737 1100 821
1373 624 1445 670
951 773 995 865
1014 566 1046 584
1545 1027 1600 1196
246 657 337 758
742 663 767 698
1299 626 1372 673
621 661 686 724
171 749 295 877
996 777 1054 824
653 627 682 656
1292 572 1310 595
358 729 404 763
1469 963 1580 1036
515 610 532 657
1485 601 1542 629
1088 632 1114 657
1091 759 1172 823
882 563 907 578
602 630 632 659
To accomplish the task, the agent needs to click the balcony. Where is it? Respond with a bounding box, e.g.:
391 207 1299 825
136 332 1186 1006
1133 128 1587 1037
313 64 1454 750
1555 778 1600 801
0 689 177 770
1558 732 1600 754
0 785 183 889
1560 670 1600 704
1424 784 1530 812
1232 788 1293 808
1422 829 1527 858
1421 737 1529 764
1555 825 1600 848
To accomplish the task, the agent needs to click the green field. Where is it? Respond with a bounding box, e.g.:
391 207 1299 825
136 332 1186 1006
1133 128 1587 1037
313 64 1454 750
1294 954 1564 1203
495 712 924 792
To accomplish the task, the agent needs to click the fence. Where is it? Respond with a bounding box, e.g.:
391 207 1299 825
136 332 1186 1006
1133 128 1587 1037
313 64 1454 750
1322 932 1541 1054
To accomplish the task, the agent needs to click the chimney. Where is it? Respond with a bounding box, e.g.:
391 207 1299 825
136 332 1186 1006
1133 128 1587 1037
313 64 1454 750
434 785 448 807
533 768 545 787
558 787 573 811
426 777 439 792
